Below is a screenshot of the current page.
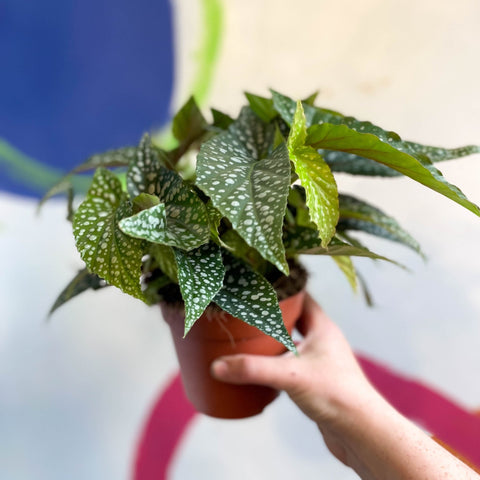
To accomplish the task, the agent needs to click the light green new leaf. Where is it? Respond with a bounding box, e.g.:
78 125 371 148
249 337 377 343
119 201 210 251
49 268 108 315
73 168 145 300
172 96 207 144
307 123 480 217
338 194 424 257
288 101 339 247
214 255 296 353
332 256 357 292
196 107 291 275
323 150 399 176
174 243 225 336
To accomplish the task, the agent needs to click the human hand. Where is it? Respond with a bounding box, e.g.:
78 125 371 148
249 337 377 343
211 294 378 464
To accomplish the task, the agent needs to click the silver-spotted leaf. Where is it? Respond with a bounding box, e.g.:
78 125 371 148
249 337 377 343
119 201 209 251
213 255 296 353
73 168 145 300
127 135 172 198
174 243 225 335
288 101 339 246
307 123 480 217
196 107 291 274
338 194 424 257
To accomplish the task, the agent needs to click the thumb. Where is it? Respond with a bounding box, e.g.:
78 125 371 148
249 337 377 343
211 353 295 391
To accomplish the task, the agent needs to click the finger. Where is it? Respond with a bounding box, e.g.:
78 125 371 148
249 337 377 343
211 353 297 391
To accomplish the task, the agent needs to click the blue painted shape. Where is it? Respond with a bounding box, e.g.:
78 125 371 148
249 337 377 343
0 0 174 197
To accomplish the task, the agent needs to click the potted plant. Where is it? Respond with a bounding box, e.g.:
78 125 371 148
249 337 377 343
44 90 480 418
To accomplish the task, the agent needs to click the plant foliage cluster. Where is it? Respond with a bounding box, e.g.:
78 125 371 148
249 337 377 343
44 91 480 351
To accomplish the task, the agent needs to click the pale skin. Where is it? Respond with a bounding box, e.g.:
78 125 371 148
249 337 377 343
211 294 479 480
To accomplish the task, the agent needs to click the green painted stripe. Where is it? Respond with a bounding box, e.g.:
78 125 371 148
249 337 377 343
0 139 90 195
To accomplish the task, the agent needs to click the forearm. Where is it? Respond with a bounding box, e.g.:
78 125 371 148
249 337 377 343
320 388 479 480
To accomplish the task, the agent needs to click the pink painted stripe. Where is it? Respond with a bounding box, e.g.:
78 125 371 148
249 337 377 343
133 374 197 480
358 354 480 467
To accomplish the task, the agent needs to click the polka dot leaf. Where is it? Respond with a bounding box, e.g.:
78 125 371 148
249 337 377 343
338 194 424 257
213 254 296 353
196 107 291 275
118 199 210 251
287 101 339 247
127 134 173 199
174 242 225 336
73 168 146 300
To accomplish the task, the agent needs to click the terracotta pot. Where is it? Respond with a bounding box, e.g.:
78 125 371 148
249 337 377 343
161 289 305 419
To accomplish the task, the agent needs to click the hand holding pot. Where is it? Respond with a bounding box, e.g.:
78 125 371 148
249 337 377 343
211 295 479 480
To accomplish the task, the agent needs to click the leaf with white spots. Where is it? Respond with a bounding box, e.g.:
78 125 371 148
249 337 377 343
73 168 146 300
196 107 291 275
338 194 424 257
174 243 225 335
307 121 480 217
288 101 339 247
214 255 296 353
119 200 210 251
127 134 172 198
49 269 108 315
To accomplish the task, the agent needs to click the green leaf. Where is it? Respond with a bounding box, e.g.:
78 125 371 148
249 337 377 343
284 226 402 265
214 255 296 353
49 269 108 315
332 256 357 292
288 101 339 246
119 201 210 251
220 229 265 269
126 134 171 199
271 90 341 127
302 91 320 106
338 194 424 257
73 168 145 300
172 96 207 144
150 244 178 282
323 150 399 176
132 193 161 213
39 146 137 207
211 109 234 130
196 107 291 275
174 242 225 335
245 92 278 123
306 122 480 217
405 141 480 163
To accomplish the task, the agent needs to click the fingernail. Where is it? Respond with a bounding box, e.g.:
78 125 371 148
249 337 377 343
211 360 228 378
